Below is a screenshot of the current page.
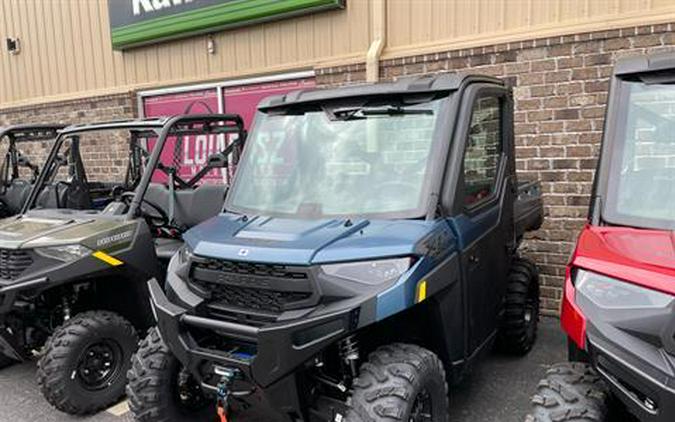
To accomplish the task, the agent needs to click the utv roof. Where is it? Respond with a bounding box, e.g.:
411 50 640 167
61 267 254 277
614 51 675 76
0 124 67 142
258 73 503 109
60 114 245 136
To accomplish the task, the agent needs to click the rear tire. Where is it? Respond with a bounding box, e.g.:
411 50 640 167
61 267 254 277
527 362 610 422
346 343 449 422
127 328 211 422
37 311 138 415
496 256 540 354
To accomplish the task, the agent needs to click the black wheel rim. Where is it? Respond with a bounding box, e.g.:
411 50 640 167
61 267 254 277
410 388 433 422
173 367 209 412
524 284 540 340
75 339 123 391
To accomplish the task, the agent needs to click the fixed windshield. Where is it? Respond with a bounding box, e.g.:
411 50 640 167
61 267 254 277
604 81 675 230
227 97 445 218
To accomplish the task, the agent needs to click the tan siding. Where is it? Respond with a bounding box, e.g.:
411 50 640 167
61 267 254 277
3 0 675 107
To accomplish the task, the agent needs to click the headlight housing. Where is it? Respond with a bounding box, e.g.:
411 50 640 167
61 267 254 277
321 257 412 285
35 244 92 262
575 269 673 309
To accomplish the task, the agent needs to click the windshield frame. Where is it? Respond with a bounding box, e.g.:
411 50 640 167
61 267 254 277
224 94 455 220
595 75 675 231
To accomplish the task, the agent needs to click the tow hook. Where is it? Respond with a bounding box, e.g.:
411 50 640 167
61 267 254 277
215 367 239 422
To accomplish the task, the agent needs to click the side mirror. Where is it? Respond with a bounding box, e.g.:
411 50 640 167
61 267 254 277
207 152 228 168
17 156 29 166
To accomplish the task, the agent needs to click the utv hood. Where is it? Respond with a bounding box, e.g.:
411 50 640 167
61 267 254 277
184 213 447 265
574 225 675 293
0 214 126 249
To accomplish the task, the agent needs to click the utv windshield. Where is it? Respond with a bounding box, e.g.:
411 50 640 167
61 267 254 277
604 80 675 230
227 96 446 218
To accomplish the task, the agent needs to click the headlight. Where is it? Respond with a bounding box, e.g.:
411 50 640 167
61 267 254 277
576 269 673 309
177 244 193 263
321 257 412 285
35 244 92 262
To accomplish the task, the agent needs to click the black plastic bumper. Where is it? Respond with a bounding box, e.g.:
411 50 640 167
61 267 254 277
587 335 675 422
148 278 359 419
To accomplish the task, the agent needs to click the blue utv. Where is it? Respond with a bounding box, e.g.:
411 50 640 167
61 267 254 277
127 74 544 422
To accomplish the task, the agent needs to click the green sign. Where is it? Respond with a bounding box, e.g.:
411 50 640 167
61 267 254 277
109 0 345 50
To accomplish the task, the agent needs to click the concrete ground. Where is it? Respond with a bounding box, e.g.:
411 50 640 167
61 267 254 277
0 317 566 422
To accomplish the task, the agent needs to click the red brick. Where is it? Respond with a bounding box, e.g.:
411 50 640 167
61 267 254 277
555 108 580 120
572 67 599 80
633 34 663 47
545 70 572 83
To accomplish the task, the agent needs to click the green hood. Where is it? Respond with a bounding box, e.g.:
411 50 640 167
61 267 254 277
0 215 129 249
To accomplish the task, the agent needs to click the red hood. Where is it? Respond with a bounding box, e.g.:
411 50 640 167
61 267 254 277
572 225 675 295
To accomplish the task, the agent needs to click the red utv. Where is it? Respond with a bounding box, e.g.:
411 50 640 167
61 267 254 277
529 52 675 422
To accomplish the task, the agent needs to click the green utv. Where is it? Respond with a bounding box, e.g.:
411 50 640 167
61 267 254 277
0 114 245 414
0 125 66 218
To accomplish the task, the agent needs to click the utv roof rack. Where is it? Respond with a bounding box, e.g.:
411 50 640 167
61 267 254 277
0 124 67 142
614 51 675 76
258 73 503 110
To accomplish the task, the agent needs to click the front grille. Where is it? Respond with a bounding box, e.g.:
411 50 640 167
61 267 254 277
190 258 315 315
0 249 32 280
197 259 308 280
196 283 311 313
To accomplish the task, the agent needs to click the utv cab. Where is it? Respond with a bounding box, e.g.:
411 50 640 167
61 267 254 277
0 125 65 217
0 114 245 415
128 74 544 422
529 52 675 422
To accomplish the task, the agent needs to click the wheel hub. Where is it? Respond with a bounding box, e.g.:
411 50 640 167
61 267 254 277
410 388 433 422
76 340 121 390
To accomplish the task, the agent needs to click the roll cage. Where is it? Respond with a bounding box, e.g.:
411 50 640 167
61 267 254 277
20 114 246 221
0 124 66 190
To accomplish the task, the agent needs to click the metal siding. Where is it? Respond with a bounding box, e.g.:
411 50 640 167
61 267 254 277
2 0 675 107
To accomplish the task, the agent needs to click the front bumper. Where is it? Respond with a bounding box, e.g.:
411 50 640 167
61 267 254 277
148 277 366 419
577 291 675 422
587 335 675 422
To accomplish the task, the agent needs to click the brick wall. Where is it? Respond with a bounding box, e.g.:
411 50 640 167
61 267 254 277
0 93 137 181
317 22 675 315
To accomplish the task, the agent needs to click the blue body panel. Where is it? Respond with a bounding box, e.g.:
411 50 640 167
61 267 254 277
184 212 465 322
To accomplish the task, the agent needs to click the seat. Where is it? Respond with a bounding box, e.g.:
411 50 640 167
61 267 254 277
144 183 227 260
1 179 32 214
144 183 227 229
154 238 183 260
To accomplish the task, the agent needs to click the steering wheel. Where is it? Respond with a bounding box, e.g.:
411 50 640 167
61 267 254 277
120 191 169 231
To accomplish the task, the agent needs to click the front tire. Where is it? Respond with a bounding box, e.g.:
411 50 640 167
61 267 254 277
127 328 211 422
37 311 138 415
527 362 610 422
346 343 449 422
496 256 540 354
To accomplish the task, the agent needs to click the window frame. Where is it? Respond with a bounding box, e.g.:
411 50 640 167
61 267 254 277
459 91 508 215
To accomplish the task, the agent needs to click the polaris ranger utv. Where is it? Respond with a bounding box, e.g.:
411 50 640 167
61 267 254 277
528 53 675 422
128 74 544 422
0 114 245 415
0 124 66 217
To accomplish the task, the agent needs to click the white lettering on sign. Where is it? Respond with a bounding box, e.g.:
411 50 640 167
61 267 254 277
133 0 195 16
181 134 234 183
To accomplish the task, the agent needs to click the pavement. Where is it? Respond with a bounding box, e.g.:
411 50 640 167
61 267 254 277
0 317 566 422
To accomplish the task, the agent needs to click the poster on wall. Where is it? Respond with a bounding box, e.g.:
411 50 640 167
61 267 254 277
109 0 346 49
142 77 316 185
142 89 225 184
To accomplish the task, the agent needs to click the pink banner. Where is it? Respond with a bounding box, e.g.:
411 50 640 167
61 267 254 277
142 78 315 185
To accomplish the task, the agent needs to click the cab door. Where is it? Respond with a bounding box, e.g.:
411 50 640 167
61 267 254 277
447 84 516 354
